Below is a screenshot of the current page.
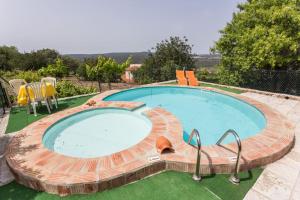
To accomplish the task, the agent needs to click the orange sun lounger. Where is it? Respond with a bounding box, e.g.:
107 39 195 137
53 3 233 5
176 70 188 85
185 70 199 86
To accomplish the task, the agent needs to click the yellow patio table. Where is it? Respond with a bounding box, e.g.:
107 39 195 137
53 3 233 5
17 83 56 106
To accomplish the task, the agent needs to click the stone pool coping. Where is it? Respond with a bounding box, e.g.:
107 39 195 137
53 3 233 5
5 86 295 196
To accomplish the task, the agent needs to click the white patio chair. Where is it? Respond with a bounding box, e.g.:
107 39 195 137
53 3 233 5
25 82 51 116
41 77 57 87
41 77 58 109
9 79 27 95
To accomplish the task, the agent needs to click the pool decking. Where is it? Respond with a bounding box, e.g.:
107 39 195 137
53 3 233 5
0 108 14 186
242 92 300 200
5 87 295 196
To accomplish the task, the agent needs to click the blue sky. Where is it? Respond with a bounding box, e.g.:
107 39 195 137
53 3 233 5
0 0 244 54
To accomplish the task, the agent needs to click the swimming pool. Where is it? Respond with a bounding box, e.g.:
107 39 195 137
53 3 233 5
43 108 152 158
104 86 266 145
8 87 294 195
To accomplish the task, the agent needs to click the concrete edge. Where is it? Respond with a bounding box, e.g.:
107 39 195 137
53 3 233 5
150 79 300 102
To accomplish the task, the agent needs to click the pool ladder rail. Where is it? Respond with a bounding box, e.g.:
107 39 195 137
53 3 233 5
188 129 242 184
216 129 242 184
187 129 202 181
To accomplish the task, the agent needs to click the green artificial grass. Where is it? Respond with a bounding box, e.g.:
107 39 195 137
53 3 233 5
200 83 244 94
5 95 95 134
163 81 244 94
0 169 262 200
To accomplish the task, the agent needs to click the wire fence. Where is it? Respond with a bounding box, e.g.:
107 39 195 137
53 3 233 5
240 70 300 96
199 69 300 96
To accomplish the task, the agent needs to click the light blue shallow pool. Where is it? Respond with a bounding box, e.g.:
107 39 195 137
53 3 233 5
43 108 152 158
104 86 266 145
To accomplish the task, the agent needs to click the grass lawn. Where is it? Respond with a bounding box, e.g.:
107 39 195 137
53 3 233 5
200 82 244 94
5 95 95 134
0 169 262 200
163 81 244 94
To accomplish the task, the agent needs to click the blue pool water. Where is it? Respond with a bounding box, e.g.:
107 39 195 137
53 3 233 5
104 86 266 145
43 108 152 158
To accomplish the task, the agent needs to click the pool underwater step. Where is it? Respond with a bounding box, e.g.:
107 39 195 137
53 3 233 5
132 105 151 114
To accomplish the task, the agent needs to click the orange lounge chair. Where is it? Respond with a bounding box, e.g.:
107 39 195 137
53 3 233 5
186 70 199 86
176 70 188 85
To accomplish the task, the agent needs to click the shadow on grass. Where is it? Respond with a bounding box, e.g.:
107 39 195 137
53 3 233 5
239 170 253 182
201 173 216 180
200 170 252 182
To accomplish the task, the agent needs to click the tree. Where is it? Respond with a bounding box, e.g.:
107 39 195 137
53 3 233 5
22 49 59 70
212 0 300 85
0 46 22 70
38 58 68 78
76 58 97 80
86 56 131 91
134 36 194 83
61 55 80 74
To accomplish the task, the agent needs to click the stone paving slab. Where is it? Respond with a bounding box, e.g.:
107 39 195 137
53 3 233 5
290 175 300 200
0 108 14 186
242 92 300 200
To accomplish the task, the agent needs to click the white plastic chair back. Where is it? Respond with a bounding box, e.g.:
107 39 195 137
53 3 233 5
26 82 45 101
41 77 56 87
9 79 27 95
25 81 51 116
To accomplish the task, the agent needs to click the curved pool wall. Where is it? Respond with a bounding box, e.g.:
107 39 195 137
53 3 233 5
42 108 152 158
104 86 267 145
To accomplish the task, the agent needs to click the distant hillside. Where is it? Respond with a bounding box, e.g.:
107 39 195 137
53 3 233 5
194 54 220 69
65 52 149 63
66 52 220 69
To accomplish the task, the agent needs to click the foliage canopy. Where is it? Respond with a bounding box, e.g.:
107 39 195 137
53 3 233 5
212 0 300 85
0 46 79 73
38 58 68 78
86 56 131 91
134 36 194 84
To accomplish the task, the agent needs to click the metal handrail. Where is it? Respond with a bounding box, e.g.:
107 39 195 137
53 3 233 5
188 129 201 181
216 129 242 184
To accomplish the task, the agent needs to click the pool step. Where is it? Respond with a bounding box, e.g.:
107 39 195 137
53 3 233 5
133 106 152 114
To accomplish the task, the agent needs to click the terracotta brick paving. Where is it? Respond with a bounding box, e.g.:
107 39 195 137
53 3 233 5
5 87 295 196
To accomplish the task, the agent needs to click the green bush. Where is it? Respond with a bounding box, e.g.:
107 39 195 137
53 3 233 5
16 70 41 82
76 64 88 80
0 70 18 80
38 58 68 78
196 69 209 80
196 68 219 83
132 66 154 84
0 70 40 82
217 66 241 86
55 80 96 98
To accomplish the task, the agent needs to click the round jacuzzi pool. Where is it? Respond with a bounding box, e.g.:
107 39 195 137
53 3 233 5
42 108 152 158
104 86 267 145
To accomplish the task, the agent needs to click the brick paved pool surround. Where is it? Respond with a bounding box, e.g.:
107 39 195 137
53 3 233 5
5 86 295 196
